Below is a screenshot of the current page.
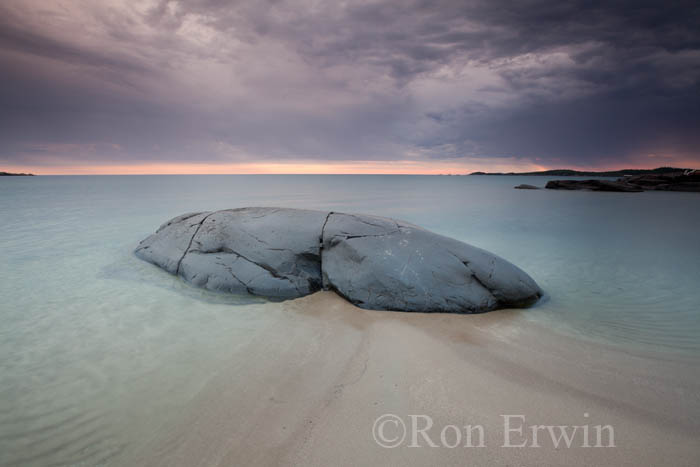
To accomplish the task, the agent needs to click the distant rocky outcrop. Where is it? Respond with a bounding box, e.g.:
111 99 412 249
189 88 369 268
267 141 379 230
514 184 540 189
136 208 543 313
545 179 643 192
471 167 692 177
546 170 699 192
0 171 34 176
621 171 700 192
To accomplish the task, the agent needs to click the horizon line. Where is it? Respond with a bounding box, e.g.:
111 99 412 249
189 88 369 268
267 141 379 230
4 165 695 177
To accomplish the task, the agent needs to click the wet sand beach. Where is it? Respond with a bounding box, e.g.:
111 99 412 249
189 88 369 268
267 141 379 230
121 292 700 467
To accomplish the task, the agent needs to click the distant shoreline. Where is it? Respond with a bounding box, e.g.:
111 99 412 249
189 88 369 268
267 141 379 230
469 166 692 177
0 171 34 176
2 167 697 177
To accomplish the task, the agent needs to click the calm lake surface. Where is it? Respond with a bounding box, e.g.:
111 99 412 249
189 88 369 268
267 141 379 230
1 174 699 465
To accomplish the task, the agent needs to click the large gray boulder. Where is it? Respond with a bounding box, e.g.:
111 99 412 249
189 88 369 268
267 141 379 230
136 208 542 313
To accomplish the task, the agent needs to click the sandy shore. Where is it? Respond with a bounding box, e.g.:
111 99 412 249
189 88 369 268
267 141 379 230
120 292 700 466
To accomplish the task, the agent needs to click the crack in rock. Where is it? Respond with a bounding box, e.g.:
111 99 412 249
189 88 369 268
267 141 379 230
215 260 255 295
339 230 400 240
198 246 303 295
319 211 334 289
241 229 270 245
175 212 214 275
448 253 498 302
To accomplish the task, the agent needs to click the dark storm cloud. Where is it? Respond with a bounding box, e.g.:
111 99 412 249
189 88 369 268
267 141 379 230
1 0 699 169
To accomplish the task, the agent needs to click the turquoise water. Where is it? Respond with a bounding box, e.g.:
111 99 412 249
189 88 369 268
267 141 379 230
1 174 699 465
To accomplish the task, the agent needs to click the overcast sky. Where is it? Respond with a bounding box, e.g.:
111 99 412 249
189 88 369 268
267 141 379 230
1 0 699 173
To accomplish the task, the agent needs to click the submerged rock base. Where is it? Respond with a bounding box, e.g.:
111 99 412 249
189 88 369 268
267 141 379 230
136 208 543 313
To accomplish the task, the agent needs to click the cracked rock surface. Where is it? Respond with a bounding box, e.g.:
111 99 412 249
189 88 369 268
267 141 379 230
136 207 543 313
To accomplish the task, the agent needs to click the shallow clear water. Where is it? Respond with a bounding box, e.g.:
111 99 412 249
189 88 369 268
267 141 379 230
1 174 699 465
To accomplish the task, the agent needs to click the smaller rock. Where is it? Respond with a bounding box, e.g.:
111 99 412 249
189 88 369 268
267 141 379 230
514 184 540 189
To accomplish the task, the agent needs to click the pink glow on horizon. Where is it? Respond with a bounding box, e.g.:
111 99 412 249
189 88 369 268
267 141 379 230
3 155 697 175
3 160 550 175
